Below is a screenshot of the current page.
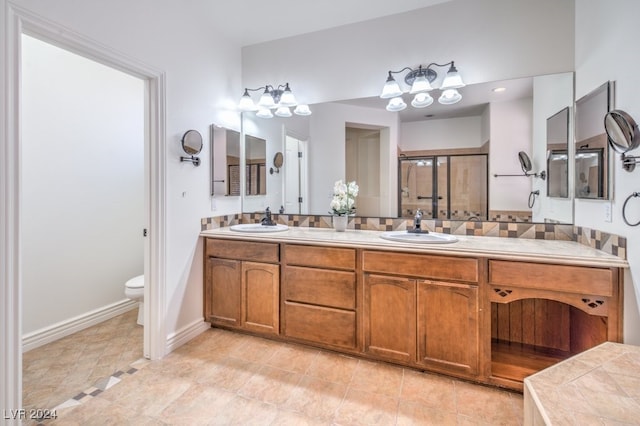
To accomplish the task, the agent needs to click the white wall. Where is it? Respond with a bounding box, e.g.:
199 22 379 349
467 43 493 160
575 0 640 344
400 116 484 151
10 0 243 348
488 98 534 212
242 0 574 104
532 73 574 223
21 35 144 334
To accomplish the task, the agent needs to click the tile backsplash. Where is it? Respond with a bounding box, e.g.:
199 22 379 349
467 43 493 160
201 214 626 260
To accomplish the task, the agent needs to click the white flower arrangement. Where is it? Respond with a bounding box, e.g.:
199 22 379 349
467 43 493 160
329 180 359 216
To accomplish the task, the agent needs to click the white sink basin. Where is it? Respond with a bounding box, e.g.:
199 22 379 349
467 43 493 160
230 223 289 233
380 231 458 244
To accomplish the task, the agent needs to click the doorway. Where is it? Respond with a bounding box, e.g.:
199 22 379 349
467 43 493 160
2 6 167 415
345 127 381 217
20 33 145 410
284 134 308 214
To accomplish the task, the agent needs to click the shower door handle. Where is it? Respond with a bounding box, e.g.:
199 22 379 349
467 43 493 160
417 195 443 200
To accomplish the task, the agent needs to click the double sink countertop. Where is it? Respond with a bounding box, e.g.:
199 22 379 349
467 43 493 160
200 227 628 269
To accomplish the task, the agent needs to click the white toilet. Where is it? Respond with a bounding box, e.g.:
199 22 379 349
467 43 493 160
124 274 145 326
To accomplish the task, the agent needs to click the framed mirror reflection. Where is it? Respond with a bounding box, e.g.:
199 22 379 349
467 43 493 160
546 107 569 198
574 81 613 200
210 125 241 196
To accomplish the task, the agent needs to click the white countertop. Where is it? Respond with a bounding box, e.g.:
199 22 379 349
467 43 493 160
200 227 628 268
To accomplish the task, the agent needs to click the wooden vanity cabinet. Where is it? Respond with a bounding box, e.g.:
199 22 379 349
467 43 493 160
282 244 359 351
204 238 280 335
488 259 623 389
417 280 479 376
362 250 480 378
202 236 624 391
364 274 416 363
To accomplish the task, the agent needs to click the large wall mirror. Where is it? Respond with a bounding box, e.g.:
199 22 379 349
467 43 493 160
210 125 240 196
574 82 612 200
546 107 569 198
241 72 574 223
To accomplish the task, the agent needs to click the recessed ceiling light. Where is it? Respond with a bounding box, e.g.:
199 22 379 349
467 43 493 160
493 87 507 93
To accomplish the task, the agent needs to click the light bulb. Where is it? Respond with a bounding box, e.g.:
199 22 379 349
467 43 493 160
380 73 403 99
438 89 462 105
279 84 297 107
409 72 433 94
237 90 256 111
440 63 465 90
411 92 434 108
257 88 276 109
256 108 273 118
294 104 312 116
275 106 292 117
386 97 407 112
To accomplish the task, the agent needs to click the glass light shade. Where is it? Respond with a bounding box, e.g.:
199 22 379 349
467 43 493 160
438 89 462 105
279 86 297 107
411 92 434 108
386 96 407 112
238 91 256 111
256 108 273 118
294 104 312 116
440 64 465 90
409 73 433 94
275 106 292 117
257 89 276 109
380 75 403 99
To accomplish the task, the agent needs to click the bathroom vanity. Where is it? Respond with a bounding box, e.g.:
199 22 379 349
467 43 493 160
201 227 626 391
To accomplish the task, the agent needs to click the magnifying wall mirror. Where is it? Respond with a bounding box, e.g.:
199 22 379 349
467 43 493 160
605 109 640 171
270 152 284 174
180 129 203 166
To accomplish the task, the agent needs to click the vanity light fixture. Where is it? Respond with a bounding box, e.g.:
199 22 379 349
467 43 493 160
380 61 465 112
237 83 312 118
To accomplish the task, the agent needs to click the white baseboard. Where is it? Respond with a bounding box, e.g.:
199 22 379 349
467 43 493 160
22 299 138 352
165 319 210 353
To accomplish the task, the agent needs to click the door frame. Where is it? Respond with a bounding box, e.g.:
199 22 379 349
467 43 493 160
1 4 167 417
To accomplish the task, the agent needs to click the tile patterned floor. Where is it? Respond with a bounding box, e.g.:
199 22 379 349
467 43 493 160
22 309 143 416
37 326 523 425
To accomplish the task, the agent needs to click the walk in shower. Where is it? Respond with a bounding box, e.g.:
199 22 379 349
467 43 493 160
399 154 488 220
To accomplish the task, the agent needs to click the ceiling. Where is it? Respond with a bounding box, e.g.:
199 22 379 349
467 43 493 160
212 0 452 46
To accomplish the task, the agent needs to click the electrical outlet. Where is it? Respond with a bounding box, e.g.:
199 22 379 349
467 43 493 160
604 202 612 222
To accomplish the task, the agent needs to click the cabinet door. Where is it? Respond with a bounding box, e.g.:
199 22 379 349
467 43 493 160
417 280 479 376
364 274 416 363
206 257 241 327
242 262 280 335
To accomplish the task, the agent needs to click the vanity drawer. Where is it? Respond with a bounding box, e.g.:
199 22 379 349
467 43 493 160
489 260 613 296
284 244 356 270
362 251 479 283
205 238 279 263
284 266 356 309
283 301 357 350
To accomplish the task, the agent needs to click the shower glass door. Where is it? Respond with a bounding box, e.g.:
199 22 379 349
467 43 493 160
399 157 434 218
399 154 488 221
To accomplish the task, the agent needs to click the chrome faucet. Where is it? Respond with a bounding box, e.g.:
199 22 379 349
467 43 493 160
261 207 276 226
408 209 425 233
